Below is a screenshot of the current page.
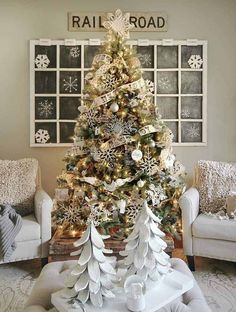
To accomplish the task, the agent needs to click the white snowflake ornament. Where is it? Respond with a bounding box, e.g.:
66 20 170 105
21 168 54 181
125 199 143 224
146 184 167 206
103 9 134 39
35 54 50 68
100 73 118 92
106 116 137 136
139 148 159 176
92 147 118 167
188 55 203 69
35 129 50 144
87 203 111 226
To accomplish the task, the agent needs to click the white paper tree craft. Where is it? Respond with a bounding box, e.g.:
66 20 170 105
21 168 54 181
119 200 171 281
63 221 117 308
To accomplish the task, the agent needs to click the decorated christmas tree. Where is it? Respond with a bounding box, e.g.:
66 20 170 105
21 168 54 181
63 221 117 308
119 200 171 281
53 9 185 237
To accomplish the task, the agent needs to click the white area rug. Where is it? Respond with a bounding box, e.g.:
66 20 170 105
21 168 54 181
0 260 41 312
193 257 236 312
0 257 235 312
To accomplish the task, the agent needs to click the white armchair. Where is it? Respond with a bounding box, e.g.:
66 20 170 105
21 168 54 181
179 161 236 270
0 158 53 264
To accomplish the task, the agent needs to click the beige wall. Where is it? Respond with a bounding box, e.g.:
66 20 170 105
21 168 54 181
0 0 236 197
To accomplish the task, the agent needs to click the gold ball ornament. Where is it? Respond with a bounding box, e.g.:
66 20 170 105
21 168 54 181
155 132 162 141
172 198 179 208
175 188 182 197
129 57 141 68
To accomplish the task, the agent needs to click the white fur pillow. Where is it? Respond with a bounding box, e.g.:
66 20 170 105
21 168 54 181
196 160 236 213
0 158 38 216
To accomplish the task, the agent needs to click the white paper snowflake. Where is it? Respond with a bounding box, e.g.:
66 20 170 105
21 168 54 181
92 147 118 167
38 99 54 118
158 76 171 91
62 204 82 225
35 54 50 68
186 124 200 138
125 200 143 224
103 9 134 38
63 77 78 93
100 73 118 92
188 55 203 69
87 203 111 226
70 47 80 58
35 129 50 144
137 53 152 66
139 148 159 176
181 108 191 118
146 184 167 206
82 109 98 128
105 116 137 136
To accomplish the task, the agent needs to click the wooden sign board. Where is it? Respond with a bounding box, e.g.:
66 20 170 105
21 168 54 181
68 12 168 32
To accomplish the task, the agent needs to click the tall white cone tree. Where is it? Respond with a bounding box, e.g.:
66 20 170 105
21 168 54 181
119 200 171 281
63 221 117 308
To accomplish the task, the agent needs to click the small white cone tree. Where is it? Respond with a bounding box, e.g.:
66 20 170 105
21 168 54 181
119 200 171 282
63 221 117 308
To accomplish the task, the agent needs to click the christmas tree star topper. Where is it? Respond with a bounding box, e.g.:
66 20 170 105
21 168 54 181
103 9 134 38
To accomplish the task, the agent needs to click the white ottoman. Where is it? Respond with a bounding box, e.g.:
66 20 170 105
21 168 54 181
24 258 211 312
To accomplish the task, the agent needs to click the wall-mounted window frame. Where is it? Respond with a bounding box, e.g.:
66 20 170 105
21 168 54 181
30 39 207 147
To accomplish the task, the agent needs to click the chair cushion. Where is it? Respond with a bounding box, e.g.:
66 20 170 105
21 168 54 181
0 158 38 216
196 160 236 213
192 214 236 241
15 214 40 242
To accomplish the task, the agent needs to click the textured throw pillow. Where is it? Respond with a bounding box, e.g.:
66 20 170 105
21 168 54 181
0 158 38 216
196 160 236 213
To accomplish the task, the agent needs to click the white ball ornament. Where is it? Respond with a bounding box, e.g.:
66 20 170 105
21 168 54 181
110 102 119 113
131 149 143 161
137 179 145 188
149 140 156 147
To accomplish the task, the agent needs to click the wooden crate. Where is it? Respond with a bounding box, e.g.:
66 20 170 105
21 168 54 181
48 229 175 262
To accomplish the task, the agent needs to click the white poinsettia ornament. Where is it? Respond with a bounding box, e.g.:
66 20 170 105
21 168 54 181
62 221 117 308
119 200 171 282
